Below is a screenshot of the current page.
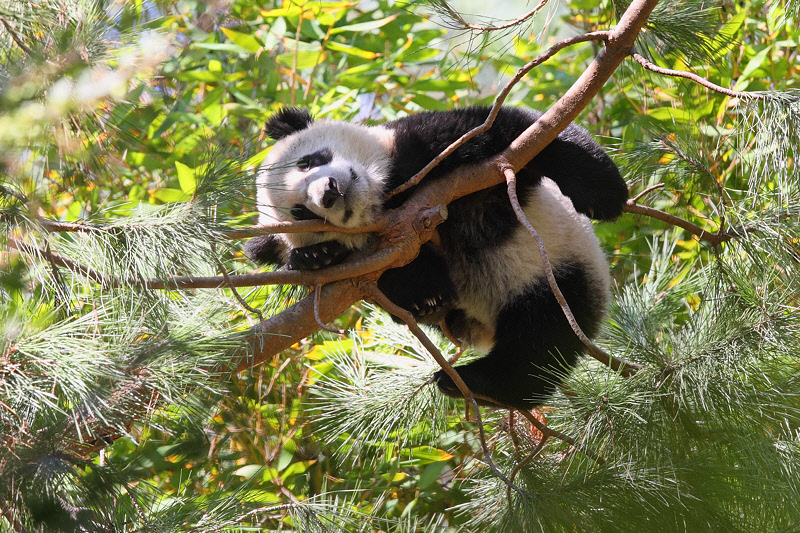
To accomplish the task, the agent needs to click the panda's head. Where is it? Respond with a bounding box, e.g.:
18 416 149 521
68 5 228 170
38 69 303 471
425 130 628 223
257 108 393 240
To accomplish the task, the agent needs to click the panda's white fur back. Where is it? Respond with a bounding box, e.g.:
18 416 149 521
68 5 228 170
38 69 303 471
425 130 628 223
449 178 610 351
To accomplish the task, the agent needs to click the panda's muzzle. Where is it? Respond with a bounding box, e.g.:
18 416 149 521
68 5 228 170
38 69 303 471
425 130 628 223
322 177 344 208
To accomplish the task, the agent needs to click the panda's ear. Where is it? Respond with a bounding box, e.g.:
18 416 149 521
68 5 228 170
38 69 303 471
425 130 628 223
265 108 314 140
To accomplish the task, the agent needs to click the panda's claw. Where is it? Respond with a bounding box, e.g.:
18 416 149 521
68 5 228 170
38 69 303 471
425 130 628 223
287 240 349 270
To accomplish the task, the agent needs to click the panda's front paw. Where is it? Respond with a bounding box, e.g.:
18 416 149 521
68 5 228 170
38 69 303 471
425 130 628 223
287 241 349 270
410 293 451 321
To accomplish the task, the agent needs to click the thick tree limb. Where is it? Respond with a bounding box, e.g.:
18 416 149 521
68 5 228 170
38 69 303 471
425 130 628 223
386 30 611 201
14 0 665 462
238 280 368 372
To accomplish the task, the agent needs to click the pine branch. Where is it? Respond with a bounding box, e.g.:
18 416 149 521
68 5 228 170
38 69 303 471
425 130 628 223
10 0 664 450
0 16 35 57
364 282 527 497
623 200 741 247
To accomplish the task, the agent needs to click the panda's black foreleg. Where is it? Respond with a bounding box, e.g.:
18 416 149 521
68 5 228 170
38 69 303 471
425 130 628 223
286 240 350 270
531 130 629 221
245 234 286 266
433 266 602 410
377 243 456 324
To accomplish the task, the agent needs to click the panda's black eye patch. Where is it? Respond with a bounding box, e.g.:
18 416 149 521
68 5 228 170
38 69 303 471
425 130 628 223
297 148 333 170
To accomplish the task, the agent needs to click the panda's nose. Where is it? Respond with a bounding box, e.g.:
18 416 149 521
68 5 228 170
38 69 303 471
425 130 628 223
322 177 343 208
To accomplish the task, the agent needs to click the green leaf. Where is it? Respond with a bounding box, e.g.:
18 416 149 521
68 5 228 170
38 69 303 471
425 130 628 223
400 447 454 466
325 41 379 59
277 447 294 471
276 50 324 69
245 147 272 169
418 461 448 490
175 161 196 194
647 107 694 123
152 188 186 203
192 42 252 54
330 14 399 34
739 46 772 80
173 69 222 82
220 27 262 54
233 464 265 478
411 94 450 111
712 9 747 54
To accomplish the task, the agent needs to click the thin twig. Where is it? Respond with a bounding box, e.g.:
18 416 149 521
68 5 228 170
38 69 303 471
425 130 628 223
43 239 68 314
630 50 768 100
629 183 665 204
365 282 526 497
623 201 737 246
212 243 264 322
385 30 611 201
0 184 27 204
0 17 35 57
516 409 603 464
36 218 382 239
313 283 347 335
504 167 641 376
223 220 384 239
508 410 522 461
440 0 550 32
658 135 729 231
438 319 464 363
8 236 116 288
506 434 550 503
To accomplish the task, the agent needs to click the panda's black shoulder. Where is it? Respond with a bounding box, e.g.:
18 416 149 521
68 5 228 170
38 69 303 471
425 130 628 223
381 106 542 190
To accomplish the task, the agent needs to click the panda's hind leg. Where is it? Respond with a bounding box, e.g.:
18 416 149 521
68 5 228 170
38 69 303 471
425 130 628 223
433 264 603 410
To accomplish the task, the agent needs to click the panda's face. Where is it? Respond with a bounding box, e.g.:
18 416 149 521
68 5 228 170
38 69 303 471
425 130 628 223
257 120 393 230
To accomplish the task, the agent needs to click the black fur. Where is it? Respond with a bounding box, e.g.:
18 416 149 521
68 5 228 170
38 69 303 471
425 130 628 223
377 244 457 323
265 107 314 140
383 107 627 221
244 234 285 266
248 106 628 410
432 263 601 407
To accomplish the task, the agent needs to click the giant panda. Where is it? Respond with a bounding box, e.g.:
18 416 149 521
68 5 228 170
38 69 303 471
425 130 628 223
245 106 628 410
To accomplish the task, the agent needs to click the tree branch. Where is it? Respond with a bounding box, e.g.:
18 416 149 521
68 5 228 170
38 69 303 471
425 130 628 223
8 235 117 288
630 51 768 100
623 200 738 247
22 0 664 456
36 218 380 240
229 0 662 383
386 30 611 201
